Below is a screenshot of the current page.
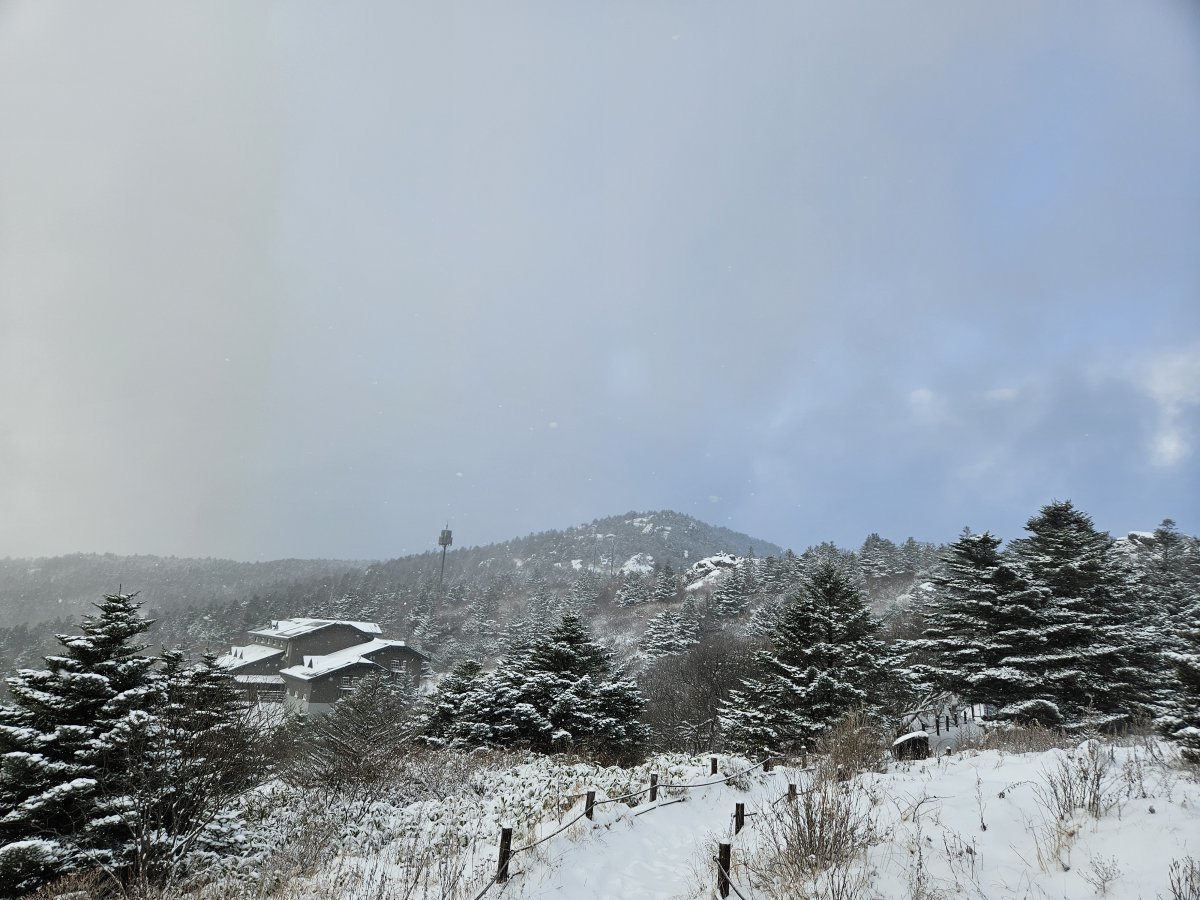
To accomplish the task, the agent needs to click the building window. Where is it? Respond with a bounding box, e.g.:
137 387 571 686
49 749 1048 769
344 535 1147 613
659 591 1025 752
391 659 406 674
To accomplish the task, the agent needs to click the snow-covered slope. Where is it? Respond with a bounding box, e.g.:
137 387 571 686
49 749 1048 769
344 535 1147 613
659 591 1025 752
198 737 1199 900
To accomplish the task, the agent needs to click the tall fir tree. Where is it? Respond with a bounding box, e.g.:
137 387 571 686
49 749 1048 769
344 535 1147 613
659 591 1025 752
117 649 263 889
860 533 900 581
0 592 159 895
713 564 749 618
652 569 679 604
1007 500 1159 729
1140 519 1200 653
640 610 699 659
908 531 1056 722
615 573 652 607
421 660 484 747
720 562 891 754
428 616 647 754
1159 593 1200 762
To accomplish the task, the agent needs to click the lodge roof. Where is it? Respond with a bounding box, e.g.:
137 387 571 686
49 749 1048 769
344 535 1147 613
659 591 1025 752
247 617 382 640
278 639 426 682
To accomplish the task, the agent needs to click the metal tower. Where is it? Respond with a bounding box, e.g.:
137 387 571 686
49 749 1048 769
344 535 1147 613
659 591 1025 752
438 525 453 588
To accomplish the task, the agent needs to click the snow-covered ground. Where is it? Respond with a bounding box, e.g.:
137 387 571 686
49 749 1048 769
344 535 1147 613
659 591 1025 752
196 738 1199 900
501 741 1200 900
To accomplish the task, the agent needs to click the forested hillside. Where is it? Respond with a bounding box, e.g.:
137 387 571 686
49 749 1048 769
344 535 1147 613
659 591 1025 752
0 511 784 675
1 500 1197 898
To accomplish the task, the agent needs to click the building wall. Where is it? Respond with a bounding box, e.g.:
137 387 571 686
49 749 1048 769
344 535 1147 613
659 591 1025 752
240 680 285 703
361 646 426 680
307 661 379 705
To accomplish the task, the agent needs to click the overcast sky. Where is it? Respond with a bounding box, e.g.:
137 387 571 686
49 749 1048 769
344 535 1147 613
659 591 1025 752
1 1 1198 561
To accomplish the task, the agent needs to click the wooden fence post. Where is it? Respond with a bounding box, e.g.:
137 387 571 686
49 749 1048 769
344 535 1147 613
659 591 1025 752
649 773 658 802
788 782 797 802
763 756 773 772
936 717 941 735
946 715 951 732
734 802 745 834
585 790 595 820
711 756 718 775
496 827 513 883
717 842 732 898
801 744 808 768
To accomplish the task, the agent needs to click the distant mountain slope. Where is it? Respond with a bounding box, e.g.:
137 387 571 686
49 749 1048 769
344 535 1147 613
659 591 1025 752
481 509 785 573
0 554 367 628
0 511 782 632
365 510 786 584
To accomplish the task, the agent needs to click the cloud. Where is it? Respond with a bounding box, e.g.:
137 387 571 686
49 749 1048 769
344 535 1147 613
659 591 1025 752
1150 429 1188 467
908 388 949 425
1139 343 1200 467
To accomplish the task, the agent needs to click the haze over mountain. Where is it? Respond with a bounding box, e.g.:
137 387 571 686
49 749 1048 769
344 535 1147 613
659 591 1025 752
2 1 1197 563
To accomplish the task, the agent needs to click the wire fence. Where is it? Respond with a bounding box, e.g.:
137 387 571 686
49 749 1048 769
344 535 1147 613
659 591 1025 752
465 755 779 900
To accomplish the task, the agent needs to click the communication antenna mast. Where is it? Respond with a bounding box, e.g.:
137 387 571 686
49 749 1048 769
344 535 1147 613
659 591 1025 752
438 525 453 588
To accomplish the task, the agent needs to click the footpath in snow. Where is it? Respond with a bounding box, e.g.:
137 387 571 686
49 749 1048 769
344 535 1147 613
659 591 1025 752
494 741 1198 900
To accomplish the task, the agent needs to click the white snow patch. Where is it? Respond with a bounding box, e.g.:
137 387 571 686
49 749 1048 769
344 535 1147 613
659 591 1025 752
620 553 655 575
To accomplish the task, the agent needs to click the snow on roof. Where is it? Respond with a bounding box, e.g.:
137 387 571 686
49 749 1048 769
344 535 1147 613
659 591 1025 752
247 617 382 640
892 731 930 746
278 639 424 681
216 643 283 669
233 674 285 685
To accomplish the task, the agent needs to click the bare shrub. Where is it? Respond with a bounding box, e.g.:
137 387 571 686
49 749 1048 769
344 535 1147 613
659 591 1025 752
815 710 889 778
746 767 876 897
972 722 1078 754
168 822 486 900
165 783 492 900
1027 740 1117 874
1169 857 1200 900
1081 854 1122 895
1035 740 1115 821
26 869 119 900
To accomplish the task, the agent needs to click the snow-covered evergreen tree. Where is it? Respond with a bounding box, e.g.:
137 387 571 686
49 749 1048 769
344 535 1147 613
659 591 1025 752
0 592 159 894
652 568 679 603
712 564 749 618
743 596 785 638
860 533 900 580
640 609 699 659
429 616 647 754
908 531 1055 722
615 573 652 607
0 596 263 895
294 670 416 793
720 562 891 754
1160 593 1200 762
1007 500 1159 729
570 570 602 612
758 556 785 597
421 660 483 747
118 649 263 888
1139 519 1200 652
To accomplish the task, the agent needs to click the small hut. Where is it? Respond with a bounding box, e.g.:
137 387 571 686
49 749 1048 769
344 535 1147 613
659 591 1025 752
892 730 930 761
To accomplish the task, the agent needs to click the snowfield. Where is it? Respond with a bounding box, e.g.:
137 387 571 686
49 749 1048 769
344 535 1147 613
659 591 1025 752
202 738 1199 900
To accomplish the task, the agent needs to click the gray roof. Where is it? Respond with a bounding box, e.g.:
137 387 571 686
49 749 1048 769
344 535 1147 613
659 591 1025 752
278 639 425 682
216 643 284 669
247 617 382 640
